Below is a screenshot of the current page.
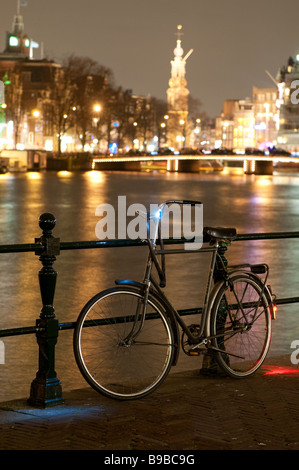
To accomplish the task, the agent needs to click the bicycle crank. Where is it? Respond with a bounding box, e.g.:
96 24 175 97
182 325 206 356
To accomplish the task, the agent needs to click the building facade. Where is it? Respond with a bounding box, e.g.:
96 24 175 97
0 2 61 151
215 98 255 152
215 88 278 152
252 86 278 149
276 55 299 152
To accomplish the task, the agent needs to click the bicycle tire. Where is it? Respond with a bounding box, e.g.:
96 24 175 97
73 286 175 400
210 274 272 378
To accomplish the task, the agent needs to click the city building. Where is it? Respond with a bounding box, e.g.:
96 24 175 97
276 55 299 152
215 100 237 150
215 87 278 152
215 98 255 152
252 86 278 149
0 1 61 153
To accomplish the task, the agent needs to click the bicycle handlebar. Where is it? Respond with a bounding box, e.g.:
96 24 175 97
159 199 202 208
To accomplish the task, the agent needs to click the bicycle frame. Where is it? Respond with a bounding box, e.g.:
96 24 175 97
136 200 228 345
118 200 274 352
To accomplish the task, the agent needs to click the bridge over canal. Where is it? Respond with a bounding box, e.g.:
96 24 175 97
92 154 299 175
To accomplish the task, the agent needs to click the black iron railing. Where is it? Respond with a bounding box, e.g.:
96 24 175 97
0 213 299 407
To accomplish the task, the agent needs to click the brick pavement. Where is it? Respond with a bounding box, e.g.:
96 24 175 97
0 355 299 451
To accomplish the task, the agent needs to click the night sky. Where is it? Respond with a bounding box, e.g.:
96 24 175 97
1 0 299 118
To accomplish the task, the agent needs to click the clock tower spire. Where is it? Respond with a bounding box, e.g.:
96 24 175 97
166 25 193 149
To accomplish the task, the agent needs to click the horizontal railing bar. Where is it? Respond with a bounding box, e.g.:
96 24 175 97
275 297 299 305
59 239 148 250
0 231 299 254
1 231 299 254
52 232 299 249
0 296 298 338
0 243 41 254
0 326 38 338
235 232 299 241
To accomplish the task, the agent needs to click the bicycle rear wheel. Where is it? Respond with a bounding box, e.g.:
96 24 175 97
73 286 175 400
210 274 272 378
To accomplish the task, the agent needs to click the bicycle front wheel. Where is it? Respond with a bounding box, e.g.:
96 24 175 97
210 274 272 378
73 286 175 400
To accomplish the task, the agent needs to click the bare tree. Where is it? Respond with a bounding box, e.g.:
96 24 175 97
49 66 75 155
63 55 114 151
4 69 23 149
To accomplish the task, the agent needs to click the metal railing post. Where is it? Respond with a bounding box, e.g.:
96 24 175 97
28 213 64 407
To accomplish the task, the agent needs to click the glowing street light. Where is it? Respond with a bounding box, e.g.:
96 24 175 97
180 119 186 148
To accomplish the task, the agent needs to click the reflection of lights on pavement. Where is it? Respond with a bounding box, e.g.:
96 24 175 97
257 178 272 186
27 172 41 180
57 171 72 178
262 366 299 376
85 170 106 184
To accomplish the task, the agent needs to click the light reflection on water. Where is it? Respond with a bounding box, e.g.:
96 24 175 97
0 169 299 401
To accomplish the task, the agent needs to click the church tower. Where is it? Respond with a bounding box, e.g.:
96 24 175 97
1 0 40 63
4 0 31 58
166 25 193 149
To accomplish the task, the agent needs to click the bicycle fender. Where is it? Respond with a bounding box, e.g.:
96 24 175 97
115 279 145 289
115 280 180 365
204 280 224 339
227 270 276 319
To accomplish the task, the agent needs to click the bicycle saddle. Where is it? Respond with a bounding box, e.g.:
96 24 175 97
204 226 237 241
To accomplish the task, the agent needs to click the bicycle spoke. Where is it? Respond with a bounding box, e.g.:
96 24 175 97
74 287 175 400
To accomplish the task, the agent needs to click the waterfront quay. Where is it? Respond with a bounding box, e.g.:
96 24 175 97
0 354 299 451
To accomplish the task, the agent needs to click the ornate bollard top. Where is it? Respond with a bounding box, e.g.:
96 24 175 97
39 213 56 233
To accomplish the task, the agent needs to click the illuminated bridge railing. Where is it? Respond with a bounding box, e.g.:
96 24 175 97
92 154 299 164
92 154 299 175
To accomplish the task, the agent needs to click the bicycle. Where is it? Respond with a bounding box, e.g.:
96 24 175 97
73 200 276 400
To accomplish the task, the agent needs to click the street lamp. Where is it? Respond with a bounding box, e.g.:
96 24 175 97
93 104 102 152
159 122 166 149
180 119 186 148
31 110 41 149
132 122 138 149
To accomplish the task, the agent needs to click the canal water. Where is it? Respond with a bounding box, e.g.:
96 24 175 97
0 167 299 401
